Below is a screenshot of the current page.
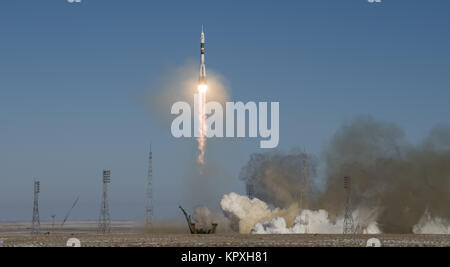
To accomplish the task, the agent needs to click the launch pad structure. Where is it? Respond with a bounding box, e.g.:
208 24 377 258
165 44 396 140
179 206 217 234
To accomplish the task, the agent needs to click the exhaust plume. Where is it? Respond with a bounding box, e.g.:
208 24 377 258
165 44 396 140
239 150 318 209
192 205 232 232
234 116 450 234
320 116 450 233
220 192 300 233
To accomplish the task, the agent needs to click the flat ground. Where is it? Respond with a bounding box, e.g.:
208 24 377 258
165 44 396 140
1 222 449 247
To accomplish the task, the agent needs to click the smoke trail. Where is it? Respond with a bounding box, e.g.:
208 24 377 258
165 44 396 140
137 59 233 212
196 89 207 165
139 59 230 127
140 59 229 170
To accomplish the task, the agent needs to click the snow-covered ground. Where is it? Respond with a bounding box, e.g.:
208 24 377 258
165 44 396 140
1 221 450 247
0 221 139 236
1 231 450 247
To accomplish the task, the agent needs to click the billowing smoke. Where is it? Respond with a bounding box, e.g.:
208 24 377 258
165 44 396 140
320 116 450 233
252 209 381 234
220 192 300 234
232 116 450 234
192 205 231 232
220 193 380 234
413 212 450 234
239 150 318 209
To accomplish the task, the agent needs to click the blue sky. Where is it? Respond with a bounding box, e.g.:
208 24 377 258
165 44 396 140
0 0 449 221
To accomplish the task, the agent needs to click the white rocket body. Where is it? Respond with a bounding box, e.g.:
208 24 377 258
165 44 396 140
199 26 207 84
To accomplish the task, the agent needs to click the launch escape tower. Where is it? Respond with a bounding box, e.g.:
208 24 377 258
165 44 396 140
31 180 40 235
98 170 111 234
343 176 355 234
146 145 153 225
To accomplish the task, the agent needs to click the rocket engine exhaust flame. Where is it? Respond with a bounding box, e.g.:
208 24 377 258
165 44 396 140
197 25 207 165
197 85 207 165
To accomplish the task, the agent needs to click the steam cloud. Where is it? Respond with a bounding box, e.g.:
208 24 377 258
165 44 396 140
192 205 231 232
220 192 380 234
239 149 318 209
220 192 300 234
252 209 381 234
320 116 450 233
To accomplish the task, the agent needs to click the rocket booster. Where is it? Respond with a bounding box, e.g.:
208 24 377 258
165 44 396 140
199 25 207 84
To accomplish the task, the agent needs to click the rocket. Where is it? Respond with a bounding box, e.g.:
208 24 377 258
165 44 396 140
199 25 207 84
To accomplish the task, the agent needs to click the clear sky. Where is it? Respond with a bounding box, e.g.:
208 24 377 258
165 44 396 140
1 0 449 221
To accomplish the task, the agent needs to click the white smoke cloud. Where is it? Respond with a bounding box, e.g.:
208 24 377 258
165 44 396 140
220 192 300 234
221 192 381 234
413 213 450 234
252 209 381 234
192 205 232 232
221 192 450 235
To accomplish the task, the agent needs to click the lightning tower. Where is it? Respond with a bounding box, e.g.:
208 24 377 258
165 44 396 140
146 145 153 225
98 170 111 233
31 180 40 235
343 176 355 234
